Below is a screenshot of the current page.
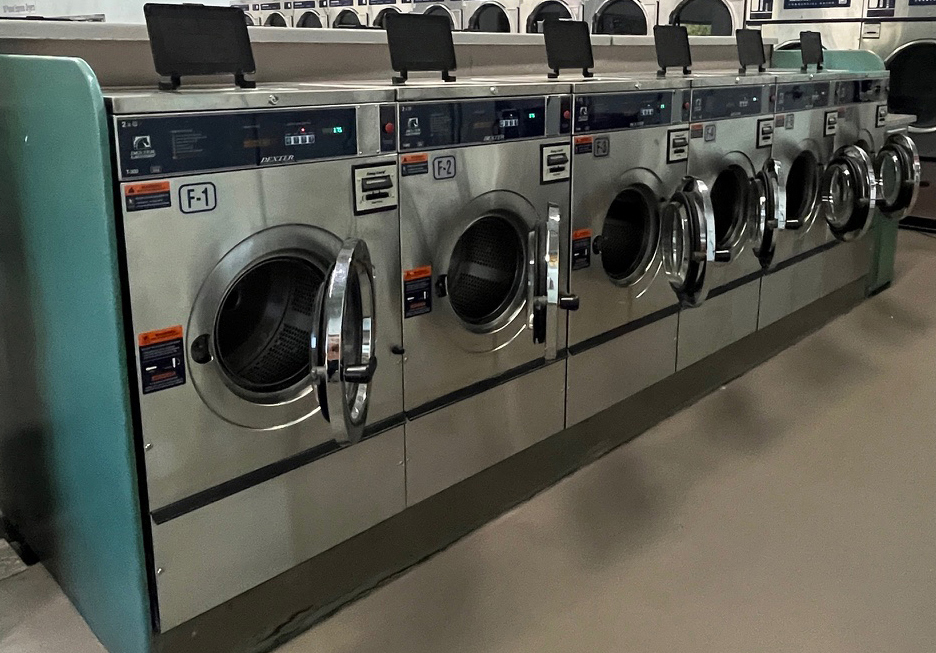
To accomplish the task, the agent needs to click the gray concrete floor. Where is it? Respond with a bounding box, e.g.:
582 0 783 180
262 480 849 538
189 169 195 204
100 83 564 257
4 230 936 653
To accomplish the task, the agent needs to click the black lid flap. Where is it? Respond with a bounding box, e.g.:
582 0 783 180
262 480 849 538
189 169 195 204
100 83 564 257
385 13 457 84
736 28 766 73
800 31 824 69
144 3 256 89
543 20 594 78
654 25 692 75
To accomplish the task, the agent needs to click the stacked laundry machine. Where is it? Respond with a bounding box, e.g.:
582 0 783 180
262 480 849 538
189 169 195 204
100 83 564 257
746 0 865 49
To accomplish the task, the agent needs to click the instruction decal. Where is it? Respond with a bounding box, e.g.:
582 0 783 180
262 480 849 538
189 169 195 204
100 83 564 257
572 229 592 270
404 266 433 318
574 136 593 155
125 181 171 212
401 153 430 177
138 325 186 394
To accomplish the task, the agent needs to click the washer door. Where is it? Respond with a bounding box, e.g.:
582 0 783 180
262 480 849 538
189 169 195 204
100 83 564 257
373 6 400 27
468 3 511 31
821 145 877 242
750 158 783 268
264 11 289 25
874 132 921 221
526 0 573 32
592 0 648 35
333 9 363 27
670 0 733 36
311 238 377 445
425 5 457 28
886 40 936 135
662 177 716 308
783 149 822 231
296 10 324 27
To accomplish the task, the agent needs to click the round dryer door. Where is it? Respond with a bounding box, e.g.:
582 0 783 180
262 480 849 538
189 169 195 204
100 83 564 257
310 238 377 445
592 0 648 35
468 4 511 31
750 159 784 268
821 145 877 242
874 132 921 221
334 9 363 27
526 0 573 32
296 10 324 27
662 177 716 308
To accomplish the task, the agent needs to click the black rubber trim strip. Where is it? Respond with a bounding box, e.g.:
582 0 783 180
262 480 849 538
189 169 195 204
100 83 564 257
405 357 549 421
707 269 765 301
151 439 343 525
568 304 680 356
766 239 841 276
362 412 406 439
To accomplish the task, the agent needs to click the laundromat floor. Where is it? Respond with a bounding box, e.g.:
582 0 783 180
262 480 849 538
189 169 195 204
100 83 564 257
7 230 936 653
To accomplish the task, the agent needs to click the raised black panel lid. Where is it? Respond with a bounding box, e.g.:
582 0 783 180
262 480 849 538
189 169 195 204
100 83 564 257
800 30 824 71
736 28 766 74
653 24 691 76
384 12 457 85
144 3 256 90
543 20 594 78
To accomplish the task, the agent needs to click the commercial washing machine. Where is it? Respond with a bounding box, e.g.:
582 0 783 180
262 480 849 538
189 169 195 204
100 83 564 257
258 1 294 25
231 1 262 25
463 0 520 30
325 0 369 26
395 79 577 504
521 0 581 32
293 0 327 26
369 0 407 27
565 75 691 426
746 0 864 50
109 84 405 629
584 0 657 34
413 0 464 28
661 0 745 35
670 71 780 369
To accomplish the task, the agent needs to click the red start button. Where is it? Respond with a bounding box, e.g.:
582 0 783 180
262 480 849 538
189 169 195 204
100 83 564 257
384 122 395 134
563 109 571 120
683 101 691 111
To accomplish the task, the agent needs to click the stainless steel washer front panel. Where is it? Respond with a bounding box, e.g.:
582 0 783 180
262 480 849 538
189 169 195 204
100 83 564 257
400 138 570 409
405 362 565 505
120 156 404 510
677 277 762 369
151 425 405 630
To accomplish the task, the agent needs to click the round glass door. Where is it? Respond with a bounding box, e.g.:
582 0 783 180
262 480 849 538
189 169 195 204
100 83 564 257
749 160 782 268
874 133 921 220
593 0 648 35
425 5 457 28
662 178 714 307
526 1 573 32
821 145 877 242
671 0 733 36
886 41 936 133
264 12 289 26
468 4 511 31
311 238 377 445
334 9 362 27
594 186 660 286
296 11 323 27
373 7 400 28
784 150 821 230
710 164 750 261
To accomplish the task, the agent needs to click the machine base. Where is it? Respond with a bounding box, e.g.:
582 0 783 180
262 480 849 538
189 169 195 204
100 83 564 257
677 279 761 371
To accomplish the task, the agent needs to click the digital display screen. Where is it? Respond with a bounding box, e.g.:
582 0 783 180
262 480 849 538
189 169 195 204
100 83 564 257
398 98 546 150
116 107 357 179
574 91 674 133
690 86 771 121
775 82 831 112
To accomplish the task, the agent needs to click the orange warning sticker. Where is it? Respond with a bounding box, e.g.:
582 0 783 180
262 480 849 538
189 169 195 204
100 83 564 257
124 181 172 212
139 325 184 348
574 136 594 155
125 181 170 196
572 229 593 240
401 153 429 165
404 266 432 281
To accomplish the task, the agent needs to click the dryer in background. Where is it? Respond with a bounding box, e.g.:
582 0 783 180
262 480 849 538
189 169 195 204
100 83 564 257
325 0 369 26
463 0 520 30
521 0 581 32
670 72 781 370
412 0 464 29
293 0 326 26
583 0 656 34
746 0 864 49
230 1 262 25
369 0 407 28
395 80 577 505
662 0 744 36
258 1 294 25
108 84 405 631
565 75 691 426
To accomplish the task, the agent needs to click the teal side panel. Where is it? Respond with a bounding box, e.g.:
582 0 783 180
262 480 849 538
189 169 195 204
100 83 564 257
0 55 152 653
869 217 900 293
771 49 886 72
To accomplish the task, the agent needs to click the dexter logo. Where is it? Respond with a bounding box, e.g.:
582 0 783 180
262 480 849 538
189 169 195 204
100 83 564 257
261 154 295 164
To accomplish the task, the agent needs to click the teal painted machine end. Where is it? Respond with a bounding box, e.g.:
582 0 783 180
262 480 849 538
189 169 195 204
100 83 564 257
771 49 886 72
0 55 153 653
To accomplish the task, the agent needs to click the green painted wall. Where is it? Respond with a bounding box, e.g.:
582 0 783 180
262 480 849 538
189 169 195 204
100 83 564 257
0 55 152 653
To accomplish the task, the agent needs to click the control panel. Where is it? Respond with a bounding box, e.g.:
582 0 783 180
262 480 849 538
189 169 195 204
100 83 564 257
866 0 894 17
353 163 398 215
690 85 773 121
775 82 831 112
115 107 358 180
573 91 676 133
398 98 548 150
783 0 850 8
834 78 888 105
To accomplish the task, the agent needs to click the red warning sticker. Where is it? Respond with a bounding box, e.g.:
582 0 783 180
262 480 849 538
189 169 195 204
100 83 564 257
125 181 171 212
572 229 592 270
401 153 430 177
138 326 186 395
574 136 594 155
404 266 433 318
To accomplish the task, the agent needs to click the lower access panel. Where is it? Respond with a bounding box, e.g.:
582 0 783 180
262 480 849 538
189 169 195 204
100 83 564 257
821 239 873 299
151 427 406 631
405 362 566 506
677 280 761 371
758 253 825 330
566 314 678 428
